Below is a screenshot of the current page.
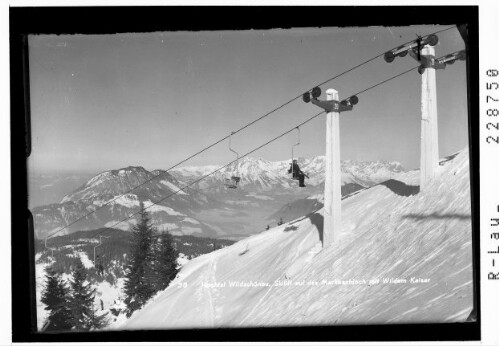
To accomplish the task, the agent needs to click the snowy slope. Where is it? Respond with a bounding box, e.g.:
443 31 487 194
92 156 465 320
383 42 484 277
116 148 472 329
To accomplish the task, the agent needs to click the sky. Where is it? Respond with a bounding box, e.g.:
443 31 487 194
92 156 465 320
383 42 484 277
27 25 468 174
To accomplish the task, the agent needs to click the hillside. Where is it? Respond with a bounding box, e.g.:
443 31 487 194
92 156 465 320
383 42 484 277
34 229 235 329
267 182 365 225
35 229 235 278
32 166 220 239
117 148 472 329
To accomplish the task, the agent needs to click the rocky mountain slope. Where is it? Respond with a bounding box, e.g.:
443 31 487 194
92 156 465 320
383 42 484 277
32 166 219 239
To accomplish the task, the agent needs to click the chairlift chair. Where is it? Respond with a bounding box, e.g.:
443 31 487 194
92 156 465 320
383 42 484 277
290 127 301 181
224 132 241 189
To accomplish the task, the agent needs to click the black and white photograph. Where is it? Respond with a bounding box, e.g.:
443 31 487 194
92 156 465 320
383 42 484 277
8 4 491 344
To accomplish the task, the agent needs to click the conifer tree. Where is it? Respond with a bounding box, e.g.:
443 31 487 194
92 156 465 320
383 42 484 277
41 267 72 332
68 257 107 331
123 201 156 316
151 232 179 292
86 303 109 331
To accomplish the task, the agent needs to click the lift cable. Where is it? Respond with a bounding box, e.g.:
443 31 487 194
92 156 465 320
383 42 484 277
91 110 326 233
76 57 450 241
44 26 456 240
90 61 434 238
352 65 419 97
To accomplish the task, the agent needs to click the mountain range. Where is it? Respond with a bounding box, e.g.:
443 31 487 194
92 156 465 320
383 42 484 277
170 156 404 193
32 156 404 240
32 167 218 239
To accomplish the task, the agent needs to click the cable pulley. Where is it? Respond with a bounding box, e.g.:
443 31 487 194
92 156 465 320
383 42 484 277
303 87 359 113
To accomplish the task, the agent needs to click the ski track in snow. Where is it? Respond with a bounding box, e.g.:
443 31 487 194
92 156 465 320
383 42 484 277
238 273 278 326
195 256 218 327
443 307 472 321
206 257 217 326
452 280 473 291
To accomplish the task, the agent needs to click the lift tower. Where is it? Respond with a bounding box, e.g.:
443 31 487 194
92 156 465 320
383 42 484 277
303 87 358 248
384 33 465 190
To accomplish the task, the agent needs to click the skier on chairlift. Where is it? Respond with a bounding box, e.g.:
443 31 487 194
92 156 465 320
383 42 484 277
288 159 309 187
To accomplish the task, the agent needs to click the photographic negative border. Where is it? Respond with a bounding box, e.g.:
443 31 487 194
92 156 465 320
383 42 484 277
10 5 480 342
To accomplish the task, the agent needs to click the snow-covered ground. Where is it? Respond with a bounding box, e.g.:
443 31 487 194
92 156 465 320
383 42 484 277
94 278 126 311
116 148 473 329
35 248 193 331
177 253 190 267
66 251 94 269
35 261 126 330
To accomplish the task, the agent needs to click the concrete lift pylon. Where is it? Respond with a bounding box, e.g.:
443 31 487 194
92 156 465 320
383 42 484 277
384 32 466 190
303 87 358 248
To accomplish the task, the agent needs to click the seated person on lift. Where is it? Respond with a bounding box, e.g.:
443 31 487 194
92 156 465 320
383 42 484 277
288 159 309 187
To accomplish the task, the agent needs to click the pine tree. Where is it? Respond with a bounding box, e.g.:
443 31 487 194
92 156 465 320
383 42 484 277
151 232 179 292
41 267 73 332
123 202 156 317
68 257 107 331
86 303 109 331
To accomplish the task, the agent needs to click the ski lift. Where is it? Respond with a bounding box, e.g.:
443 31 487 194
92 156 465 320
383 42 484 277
287 127 309 188
93 235 110 264
44 236 55 258
416 49 466 75
224 132 241 189
290 127 301 181
302 86 321 103
303 86 358 113
383 34 438 63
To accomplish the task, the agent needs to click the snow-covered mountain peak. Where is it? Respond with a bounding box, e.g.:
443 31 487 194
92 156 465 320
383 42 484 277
170 155 405 192
34 164 218 239
61 166 179 203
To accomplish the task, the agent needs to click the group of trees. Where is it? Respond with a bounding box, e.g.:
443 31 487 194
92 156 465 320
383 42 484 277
40 202 182 329
123 202 179 317
41 258 107 332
